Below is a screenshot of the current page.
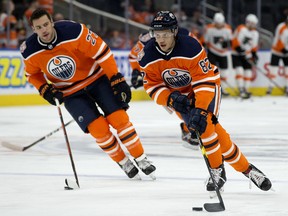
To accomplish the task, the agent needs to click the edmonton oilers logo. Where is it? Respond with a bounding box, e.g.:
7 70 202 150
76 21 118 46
162 68 191 88
47 56 76 80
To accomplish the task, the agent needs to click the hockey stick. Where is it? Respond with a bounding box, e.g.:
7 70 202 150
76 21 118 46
1 119 74 151
222 80 240 96
248 60 285 93
55 99 80 189
195 130 225 212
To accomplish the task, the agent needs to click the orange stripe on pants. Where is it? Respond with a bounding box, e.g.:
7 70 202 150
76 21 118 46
107 110 144 159
215 123 249 172
88 115 126 163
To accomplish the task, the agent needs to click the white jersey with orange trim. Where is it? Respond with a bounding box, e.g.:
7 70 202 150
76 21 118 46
271 22 288 56
231 24 259 58
204 23 232 56
21 20 119 97
139 35 221 116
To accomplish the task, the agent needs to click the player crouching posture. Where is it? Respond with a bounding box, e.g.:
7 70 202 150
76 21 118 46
20 8 155 180
139 11 272 193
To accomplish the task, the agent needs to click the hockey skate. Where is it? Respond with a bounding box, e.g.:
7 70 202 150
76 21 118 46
242 164 272 191
266 86 272 95
180 123 199 150
238 87 251 99
221 89 230 97
206 164 226 198
134 154 156 180
118 157 141 180
240 90 251 99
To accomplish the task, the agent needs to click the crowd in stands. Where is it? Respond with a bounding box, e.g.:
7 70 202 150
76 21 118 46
1 0 288 51
0 0 56 49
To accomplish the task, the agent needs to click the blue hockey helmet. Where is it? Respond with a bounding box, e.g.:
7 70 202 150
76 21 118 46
150 11 178 31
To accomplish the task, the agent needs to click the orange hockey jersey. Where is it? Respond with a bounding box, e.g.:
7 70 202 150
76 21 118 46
139 35 221 116
271 22 288 56
21 20 119 96
128 32 151 71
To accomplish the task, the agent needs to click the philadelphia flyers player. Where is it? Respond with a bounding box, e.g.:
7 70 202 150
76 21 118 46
267 16 288 96
20 8 156 180
129 29 199 149
203 12 233 96
139 11 272 194
231 14 259 99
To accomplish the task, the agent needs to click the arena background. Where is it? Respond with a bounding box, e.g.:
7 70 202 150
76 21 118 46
0 49 286 106
1 0 288 106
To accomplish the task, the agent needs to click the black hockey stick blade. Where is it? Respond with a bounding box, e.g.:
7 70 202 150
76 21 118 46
204 202 225 212
65 178 80 190
195 130 226 212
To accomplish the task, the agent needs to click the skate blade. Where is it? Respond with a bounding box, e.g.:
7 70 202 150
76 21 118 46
132 174 142 180
149 171 156 180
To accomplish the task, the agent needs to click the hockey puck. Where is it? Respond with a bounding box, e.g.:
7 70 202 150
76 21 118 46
192 207 203 211
64 186 73 190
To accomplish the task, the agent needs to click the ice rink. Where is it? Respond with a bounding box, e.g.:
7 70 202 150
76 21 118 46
0 96 287 216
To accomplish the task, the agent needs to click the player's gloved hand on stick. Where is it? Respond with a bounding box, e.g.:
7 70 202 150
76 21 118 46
251 51 258 64
221 40 229 48
131 69 143 89
39 83 63 106
188 108 208 137
167 91 192 114
110 72 131 110
281 48 288 54
235 46 245 54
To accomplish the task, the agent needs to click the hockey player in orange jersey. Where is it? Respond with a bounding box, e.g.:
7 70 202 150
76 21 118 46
203 12 233 96
129 29 199 149
231 14 259 99
20 8 156 180
267 16 288 96
139 11 272 194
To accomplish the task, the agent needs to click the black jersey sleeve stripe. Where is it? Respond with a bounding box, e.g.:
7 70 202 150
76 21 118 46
149 85 167 98
95 46 109 60
192 82 215 88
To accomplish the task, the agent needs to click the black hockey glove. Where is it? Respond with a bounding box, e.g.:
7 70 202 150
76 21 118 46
39 83 63 106
188 108 208 137
281 48 288 54
131 69 143 89
251 51 258 64
110 72 131 110
235 46 245 54
167 91 192 114
221 40 229 48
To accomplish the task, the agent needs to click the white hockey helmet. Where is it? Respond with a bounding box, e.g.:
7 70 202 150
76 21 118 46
246 14 258 25
213 13 225 24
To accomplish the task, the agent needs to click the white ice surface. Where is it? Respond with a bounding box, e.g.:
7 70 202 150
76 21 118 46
0 96 287 216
